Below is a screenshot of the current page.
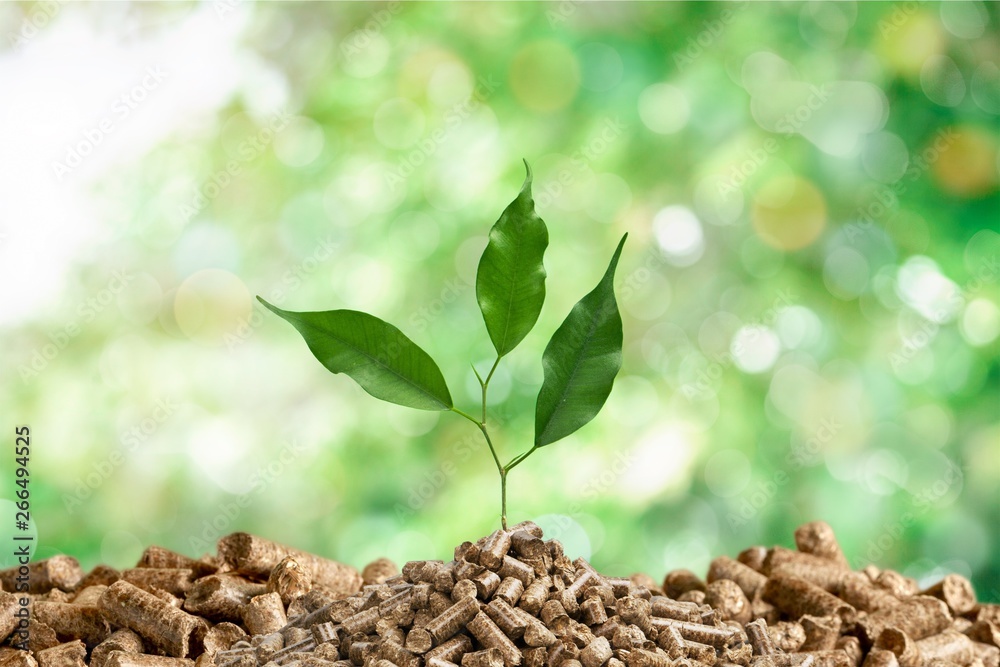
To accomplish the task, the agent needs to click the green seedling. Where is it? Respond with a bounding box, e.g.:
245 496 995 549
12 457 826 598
258 161 627 529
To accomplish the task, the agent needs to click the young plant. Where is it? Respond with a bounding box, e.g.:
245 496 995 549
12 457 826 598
258 161 627 529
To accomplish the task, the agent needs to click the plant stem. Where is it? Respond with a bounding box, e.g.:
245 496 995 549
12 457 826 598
456 356 531 530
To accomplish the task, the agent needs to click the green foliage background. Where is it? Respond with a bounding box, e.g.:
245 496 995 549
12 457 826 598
2 2 998 600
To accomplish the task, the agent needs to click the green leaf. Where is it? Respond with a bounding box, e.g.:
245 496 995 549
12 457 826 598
258 297 453 411
476 159 549 358
534 234 627 448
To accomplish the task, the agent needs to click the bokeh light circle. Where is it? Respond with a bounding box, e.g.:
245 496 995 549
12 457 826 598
920 55 966 107
704 449 752 498
824 246 870 300
374 98 426 150
638 84 690 135
862 131 909 183
174 269 253 346
509 40 580 112
273 116 325 167
652 205 704 265
577 42 624 92
751 176 827 250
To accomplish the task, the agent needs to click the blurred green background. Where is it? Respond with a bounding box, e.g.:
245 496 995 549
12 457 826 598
1 2 998 600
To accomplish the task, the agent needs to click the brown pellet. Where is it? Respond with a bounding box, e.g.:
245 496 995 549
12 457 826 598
472 571 501 600
121 569 195 598
36 642 87 667
857 596 952 646
649 618 739 649
99 581 208 658
467 612 521 667
1 557 83 595
32 601 111 648
461 649 504 667
425 596 480 645
78 566 121 589
519 577 551 614
580 597 608 626
71 585 108 607
624 648 671 667
685 639 716 665
762 573 857 625
921 575 977 616
485 598 527 640
916 630 977 664
509 530 546 560
243 593 287 635
1 592 22 644
579 637 613 667
662 571 705 600
767 622 806 653
425 635 473 665
203 624 248 657
705 579 751 624
874 571 919 598
838 572 899 613
511 607 557 648
540 599 570 631
708 557 768 601
479 530 512 571
745 619 775 657
837 636 863 667
105 653 195 667
403 628 432 654
738 547 768 573
137 547 216 578
793 522 849 567
861 650 899 667
253 633 285 663
183 575 267 622
90 631 145 667
0 650 38 667
451 580 479 602
217 534 362 597
874 629 922 667
765 548 847 594
649 596 700 623
655 623 686 659
494 577 524 607
362 559 399 587
799 615 840 652
340 606 380 636
267 558 312 606
497 557 535 587
753 652 852 667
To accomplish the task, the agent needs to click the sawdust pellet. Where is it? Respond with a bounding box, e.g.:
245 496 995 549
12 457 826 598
267 558 312 606
579 636 613 667
105 653 195 667
861 650 899 667
485 598 527 640
183 575 267 623
857 596 953 646
799 615 839 653
762 572 856 625
705 579 751 624
765 548 847 594
793 522 849 567
362 559 399 587
90 631 145 667
480 531 512 571
921 575 977 616
745 619 775 657
100 581 208 658
32 601 111 648
217 534 361 597
1 557 83 595
461 649 504 667
244 593 287 635
36 641 87 667
202 624 247 658
708 557 768 601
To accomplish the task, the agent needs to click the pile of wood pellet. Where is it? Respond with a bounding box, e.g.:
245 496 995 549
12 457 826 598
1 522 998 667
